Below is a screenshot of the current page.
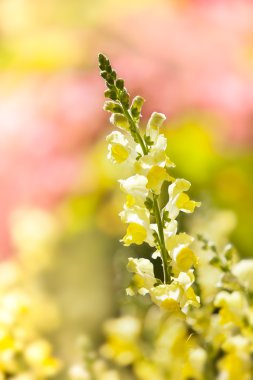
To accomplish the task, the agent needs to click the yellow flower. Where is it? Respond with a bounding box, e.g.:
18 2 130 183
222 335 251 354
214 291 247 326
146 166 171 194
150 284 183 315
126 258 156 296
175 271 200 312
163 220 178 240
146 112 166 142
150 271 199 315
165 232 194 254
134 359 164 380
119 205 154 246
101 316 141 366
122 223 147 246
232 259 253 292
189 347 207 374
173 246 198 273
218 351 251 380
183 348 207 380
25 340 61 376
166 179 200 220
69 364 91 380
119 175 148 205
106 131 132 164
135 134 175 176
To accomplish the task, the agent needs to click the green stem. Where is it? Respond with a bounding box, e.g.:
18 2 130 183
153 195 170 284
122 106 148 155
120 99 170 283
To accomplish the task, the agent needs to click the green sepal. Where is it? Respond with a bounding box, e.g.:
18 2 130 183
144 197 154 211
144 134 154 147
152 231 160 247
162 210 170 227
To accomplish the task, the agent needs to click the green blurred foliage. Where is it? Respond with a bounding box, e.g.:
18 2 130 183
164 115 253 257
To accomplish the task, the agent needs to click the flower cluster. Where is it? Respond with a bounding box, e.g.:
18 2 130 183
99 53 200 315
68 334 120 380
0 263 61 379
0 208 61 379
94 54 253 379
81 240 253 380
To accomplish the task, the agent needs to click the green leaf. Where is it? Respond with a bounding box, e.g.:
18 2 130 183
162 210 170 226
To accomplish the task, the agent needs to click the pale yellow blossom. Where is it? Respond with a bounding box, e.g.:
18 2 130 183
119 174 148 205
126 258 156 296
106 131 132 164
166 179 200 220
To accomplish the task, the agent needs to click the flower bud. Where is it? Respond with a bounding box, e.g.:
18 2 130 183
146 112 166 141
130 96 145 120
110 113 129 130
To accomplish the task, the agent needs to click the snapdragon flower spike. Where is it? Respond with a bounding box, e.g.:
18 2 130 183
99 54 201 315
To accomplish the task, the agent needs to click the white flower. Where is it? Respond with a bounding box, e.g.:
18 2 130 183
163 220 178 239
214 291 248 326
69 364 91 380
119 175 148 205
106 131 135 164
146 112 166 142
150 270 199 314
165 232 194 253
135 134 174 176
127 258 156 296
222 335 251 354
166 179 201 220
188 348 207 374
232 260 253 292
119 205 154 246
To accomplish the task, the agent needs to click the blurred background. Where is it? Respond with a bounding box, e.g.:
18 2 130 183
0 0 252 374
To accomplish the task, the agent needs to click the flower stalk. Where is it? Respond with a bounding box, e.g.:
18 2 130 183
152 194 170 283
99 53 201 314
